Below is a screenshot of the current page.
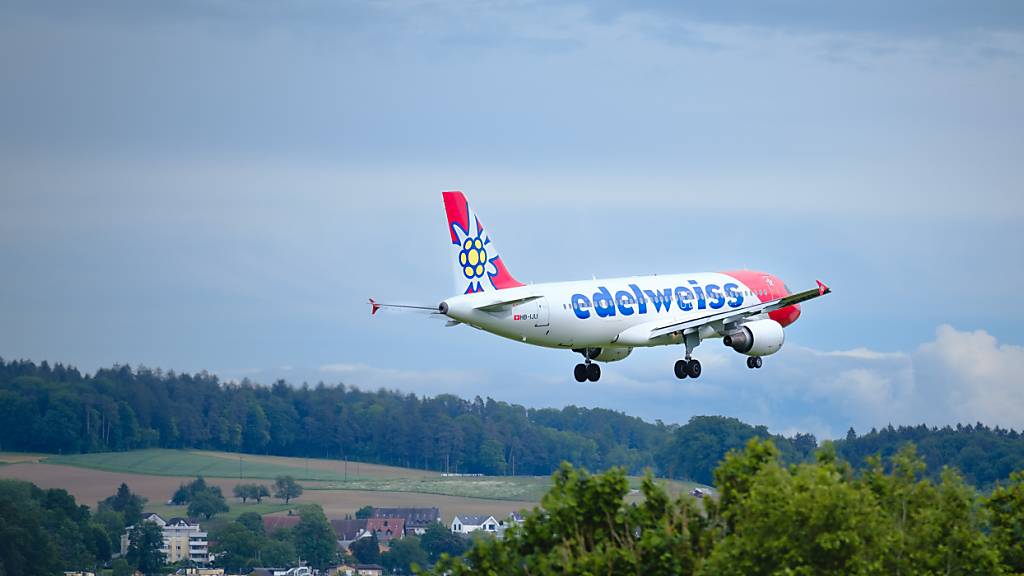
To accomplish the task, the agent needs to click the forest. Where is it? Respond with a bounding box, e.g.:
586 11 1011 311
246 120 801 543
1 358 1022 487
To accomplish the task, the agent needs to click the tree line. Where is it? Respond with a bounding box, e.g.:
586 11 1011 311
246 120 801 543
1 358 1022 486
429 440 1024 576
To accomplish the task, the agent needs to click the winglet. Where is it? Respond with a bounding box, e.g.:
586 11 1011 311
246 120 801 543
816 280 831 296
369 298 382 315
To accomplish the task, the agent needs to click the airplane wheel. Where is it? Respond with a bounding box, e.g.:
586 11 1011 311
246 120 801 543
674 360 689 379
746 357 756 369
587 363 601 382
754 357 763 369
574 364 588 382
687 359 702 379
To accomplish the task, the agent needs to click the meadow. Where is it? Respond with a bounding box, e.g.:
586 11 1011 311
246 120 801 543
0 449 709 524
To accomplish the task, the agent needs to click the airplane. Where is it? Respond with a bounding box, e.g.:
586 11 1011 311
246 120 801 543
370 191 831 382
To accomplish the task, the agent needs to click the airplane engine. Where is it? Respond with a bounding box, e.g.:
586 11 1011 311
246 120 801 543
576 347 633 362
723 319 785 356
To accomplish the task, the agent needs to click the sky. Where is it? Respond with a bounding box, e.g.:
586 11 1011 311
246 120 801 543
1 0 1023 440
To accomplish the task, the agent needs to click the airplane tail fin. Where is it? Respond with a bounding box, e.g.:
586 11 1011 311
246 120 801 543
441 191 523 294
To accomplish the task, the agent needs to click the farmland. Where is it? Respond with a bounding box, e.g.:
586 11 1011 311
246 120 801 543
0 449 708 524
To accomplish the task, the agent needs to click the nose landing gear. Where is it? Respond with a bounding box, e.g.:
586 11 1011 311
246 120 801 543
746 356 763 369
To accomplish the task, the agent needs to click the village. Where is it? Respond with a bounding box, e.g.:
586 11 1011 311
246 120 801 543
102 505 528 576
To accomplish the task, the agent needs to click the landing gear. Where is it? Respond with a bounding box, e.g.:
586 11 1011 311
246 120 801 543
674 360 688 379
674 358 702 379
746 356 763 369
674 333 702 379
574 363 588 382
574 358 601 382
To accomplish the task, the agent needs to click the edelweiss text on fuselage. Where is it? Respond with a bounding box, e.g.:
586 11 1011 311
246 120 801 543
570 281 745 320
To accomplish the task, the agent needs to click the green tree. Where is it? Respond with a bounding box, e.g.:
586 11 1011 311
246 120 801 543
274 475 303 504
705 440 887 575
93 507 125 552
243 403 271 453
350 533 381 565
213 522 261 572
188 489 229 520
355 505 375 519
126 521 165 576
986 471 1024 573
171 476 209 505
233 483 251 503
237 511 265 535
382 535 428 574
420 522 468 563
86 523 112 564
0 480 61 576
261 538 298 567
292 505 337 569
429 464 709 575
253 484 270 503
99 483 146 526
111 558 132 576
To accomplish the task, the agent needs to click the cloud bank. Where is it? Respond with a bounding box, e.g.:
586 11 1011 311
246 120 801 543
301 325 1023 441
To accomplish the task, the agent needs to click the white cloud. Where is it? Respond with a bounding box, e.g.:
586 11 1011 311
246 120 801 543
760 326 1024 437
914 325 1024 429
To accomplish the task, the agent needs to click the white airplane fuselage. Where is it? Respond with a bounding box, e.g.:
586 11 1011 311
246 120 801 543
442 271 798 352
372 191 828 381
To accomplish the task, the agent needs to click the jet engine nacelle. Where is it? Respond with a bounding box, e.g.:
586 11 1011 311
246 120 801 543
575 347 633 362
723 319 785 356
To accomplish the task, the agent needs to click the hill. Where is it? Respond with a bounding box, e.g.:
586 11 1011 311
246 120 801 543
1 358 1023 487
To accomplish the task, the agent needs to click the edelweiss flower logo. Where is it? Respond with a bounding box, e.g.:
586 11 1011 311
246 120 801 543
452 223 500 293
443 191 523 294
459 236 488 280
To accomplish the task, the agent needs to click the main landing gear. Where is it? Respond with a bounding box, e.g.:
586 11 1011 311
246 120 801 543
573 360 601 382
674 332 702 379
746 356 763 369
674 358 702 379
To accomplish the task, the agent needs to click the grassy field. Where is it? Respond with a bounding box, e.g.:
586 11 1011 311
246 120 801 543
45 449 372 482
41 449 709 502
0 452 46 464
0 449 711 524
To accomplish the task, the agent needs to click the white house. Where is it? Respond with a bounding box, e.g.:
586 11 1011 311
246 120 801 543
450 515 499 534
121 513 210 564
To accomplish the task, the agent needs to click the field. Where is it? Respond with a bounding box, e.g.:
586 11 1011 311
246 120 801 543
0 449 710 524
44 449 434 482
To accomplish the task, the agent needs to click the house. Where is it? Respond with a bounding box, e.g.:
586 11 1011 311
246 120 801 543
450 515 499 534
174 569 225 576
372 507 441 535
330 518 369 550
248 568 312 576
263 515 301 534
365 517 405 543
121 513 209 564
330 565 382 576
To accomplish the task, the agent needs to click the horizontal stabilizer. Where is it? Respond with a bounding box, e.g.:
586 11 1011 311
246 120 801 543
368 299 440 315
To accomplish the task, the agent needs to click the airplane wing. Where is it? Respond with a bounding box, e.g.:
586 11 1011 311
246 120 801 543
641 280 831 341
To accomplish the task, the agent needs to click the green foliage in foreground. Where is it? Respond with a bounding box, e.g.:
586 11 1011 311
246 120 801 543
427 440 1024 576
0 479 112 575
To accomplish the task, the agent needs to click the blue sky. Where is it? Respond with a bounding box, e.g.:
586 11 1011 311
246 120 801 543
1 0 1022 439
